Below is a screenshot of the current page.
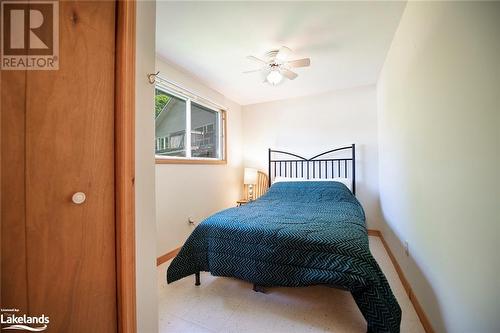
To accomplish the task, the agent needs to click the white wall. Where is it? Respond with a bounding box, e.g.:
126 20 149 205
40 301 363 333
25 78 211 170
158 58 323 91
155 57 244 255
135 1 158 332
377 2 500 332
242 86 383 229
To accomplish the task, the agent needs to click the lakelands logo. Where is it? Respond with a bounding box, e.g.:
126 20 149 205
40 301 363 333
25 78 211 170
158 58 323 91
1 0 59 70
1 309 49 331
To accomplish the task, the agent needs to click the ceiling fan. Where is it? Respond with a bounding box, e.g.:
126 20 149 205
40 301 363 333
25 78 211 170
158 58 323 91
244 46 311 86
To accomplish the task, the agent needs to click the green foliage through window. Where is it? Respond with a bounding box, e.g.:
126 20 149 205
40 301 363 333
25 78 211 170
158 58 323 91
155 89 171 118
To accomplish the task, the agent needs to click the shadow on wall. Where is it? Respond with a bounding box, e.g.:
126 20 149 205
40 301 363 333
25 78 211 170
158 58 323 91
354 144 384 229
381 222 446 333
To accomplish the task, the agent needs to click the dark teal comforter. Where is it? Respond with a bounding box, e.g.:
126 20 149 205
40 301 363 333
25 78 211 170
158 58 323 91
167 181 401 332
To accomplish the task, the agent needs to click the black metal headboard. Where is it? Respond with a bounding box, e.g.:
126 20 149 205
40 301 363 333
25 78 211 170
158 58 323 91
268 144 356 195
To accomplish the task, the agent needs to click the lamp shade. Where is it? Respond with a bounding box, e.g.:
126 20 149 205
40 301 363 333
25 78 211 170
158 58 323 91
244 168 258 185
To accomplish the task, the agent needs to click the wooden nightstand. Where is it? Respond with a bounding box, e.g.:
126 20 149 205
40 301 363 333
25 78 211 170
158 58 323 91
236 199 249 207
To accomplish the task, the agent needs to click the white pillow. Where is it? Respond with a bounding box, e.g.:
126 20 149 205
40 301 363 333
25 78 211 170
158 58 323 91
312 177 352 192
272 177 352 192
273 176 306 183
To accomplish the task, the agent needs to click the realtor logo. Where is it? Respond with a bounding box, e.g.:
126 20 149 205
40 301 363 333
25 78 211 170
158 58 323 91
1 0 59 70
1 308 49 331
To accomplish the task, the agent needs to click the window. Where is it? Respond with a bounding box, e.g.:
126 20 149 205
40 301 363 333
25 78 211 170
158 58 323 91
155 86 226 163
191 103 219 158
155 90 187 157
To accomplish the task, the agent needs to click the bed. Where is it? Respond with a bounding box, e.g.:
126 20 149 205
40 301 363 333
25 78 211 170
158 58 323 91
167 145 401 332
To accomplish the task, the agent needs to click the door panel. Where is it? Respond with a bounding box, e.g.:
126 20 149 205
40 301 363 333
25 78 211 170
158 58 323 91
1 71 28 313
1 1 117 332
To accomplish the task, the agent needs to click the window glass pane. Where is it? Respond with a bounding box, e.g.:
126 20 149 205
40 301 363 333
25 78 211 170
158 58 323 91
191 102 219 158
155 89 186 157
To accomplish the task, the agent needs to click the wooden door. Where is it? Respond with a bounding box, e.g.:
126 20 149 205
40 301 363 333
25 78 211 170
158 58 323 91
1 1 118 332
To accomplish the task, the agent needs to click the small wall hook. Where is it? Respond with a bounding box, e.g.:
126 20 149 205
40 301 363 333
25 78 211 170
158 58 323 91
147 71 159 84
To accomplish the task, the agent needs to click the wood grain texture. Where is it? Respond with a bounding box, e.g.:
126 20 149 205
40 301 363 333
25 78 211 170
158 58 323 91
115 0 137 332
244 171 269 200
1 70 29 312
23 1 117 332
367 229 382 237
0 66 1 307
156 247 181 266
0 59 1 307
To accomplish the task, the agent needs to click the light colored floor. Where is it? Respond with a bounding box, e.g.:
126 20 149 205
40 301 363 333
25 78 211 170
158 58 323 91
158 236 425 333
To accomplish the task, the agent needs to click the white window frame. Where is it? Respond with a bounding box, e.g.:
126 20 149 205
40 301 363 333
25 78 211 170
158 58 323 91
154 84 226 163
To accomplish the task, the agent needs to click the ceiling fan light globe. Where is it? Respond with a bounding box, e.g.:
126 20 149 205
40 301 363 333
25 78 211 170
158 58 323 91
267 71 283 85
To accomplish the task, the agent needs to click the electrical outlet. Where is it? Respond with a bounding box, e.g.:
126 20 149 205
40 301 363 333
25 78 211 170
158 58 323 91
404 240 409 256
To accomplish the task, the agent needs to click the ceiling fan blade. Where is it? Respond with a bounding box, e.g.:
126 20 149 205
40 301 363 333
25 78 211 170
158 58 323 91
276 46 292 61
287 58 311 68
281 68 298 80
247 56 267 65
261 70 271 83
243 69 263 74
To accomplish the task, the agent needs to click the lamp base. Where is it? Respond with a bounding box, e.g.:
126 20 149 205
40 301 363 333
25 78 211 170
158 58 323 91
248 184 254 201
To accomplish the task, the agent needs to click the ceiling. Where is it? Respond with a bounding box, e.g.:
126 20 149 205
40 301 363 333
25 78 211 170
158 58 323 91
156 1 406 105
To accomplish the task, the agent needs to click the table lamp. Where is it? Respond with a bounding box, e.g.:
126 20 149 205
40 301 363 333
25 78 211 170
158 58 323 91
244 168 258 201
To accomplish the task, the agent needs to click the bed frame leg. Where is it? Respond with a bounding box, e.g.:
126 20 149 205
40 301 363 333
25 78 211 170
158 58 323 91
253 284 266 293
195 272 200 286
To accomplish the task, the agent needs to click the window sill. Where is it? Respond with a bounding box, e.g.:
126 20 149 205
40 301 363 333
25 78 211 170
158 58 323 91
155 158 227 165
